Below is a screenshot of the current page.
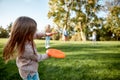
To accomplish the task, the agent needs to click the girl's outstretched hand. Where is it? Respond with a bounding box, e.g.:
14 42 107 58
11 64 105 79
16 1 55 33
46 50 51 57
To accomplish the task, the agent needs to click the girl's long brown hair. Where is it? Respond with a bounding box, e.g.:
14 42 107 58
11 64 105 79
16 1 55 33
3 16 37 62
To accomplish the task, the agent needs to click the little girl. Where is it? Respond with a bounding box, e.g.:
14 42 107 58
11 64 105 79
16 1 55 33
3 16 53 80
45 24 57 48
62 26 68 41
45 24 52 48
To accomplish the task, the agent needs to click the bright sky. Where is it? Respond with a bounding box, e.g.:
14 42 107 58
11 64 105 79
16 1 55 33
0 0 53 31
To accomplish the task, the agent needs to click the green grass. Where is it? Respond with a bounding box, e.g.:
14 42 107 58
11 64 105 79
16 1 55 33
0 38 120 80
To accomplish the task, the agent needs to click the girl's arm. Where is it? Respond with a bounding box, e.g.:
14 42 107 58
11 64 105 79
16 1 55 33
36 50 52 62
34 32 57 39
34 32 46 39
36 53 49 62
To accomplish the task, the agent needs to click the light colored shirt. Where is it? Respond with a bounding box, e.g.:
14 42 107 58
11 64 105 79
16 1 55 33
16 33 49 79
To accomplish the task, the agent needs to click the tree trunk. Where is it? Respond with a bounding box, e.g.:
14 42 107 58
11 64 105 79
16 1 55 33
79 22 86 41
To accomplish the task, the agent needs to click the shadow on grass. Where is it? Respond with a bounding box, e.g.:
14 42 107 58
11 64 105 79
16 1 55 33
66 53 120 60
39 56 120 80
1 41 120 80
0 57 21 80
66 53 120 70
0 52 120 80
45 43 120 53
37 41 120 80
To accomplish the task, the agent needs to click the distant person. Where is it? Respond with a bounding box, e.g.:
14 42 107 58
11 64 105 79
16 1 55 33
62 26 68 41
45 24 52 48
92 31 97 43
45 24 57 48
3 16 53 80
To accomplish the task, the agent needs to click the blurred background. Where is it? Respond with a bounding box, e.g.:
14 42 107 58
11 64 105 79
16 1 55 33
0 0 120 41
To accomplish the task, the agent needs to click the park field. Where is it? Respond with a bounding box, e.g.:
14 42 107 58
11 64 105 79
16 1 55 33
0 38 120 80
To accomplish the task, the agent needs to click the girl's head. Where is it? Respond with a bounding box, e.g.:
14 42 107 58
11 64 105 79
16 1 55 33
45 24 51 32
3 16 37 61
11 16 37 40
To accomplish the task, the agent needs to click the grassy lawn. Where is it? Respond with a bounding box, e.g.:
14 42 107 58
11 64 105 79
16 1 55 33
0 38 120 80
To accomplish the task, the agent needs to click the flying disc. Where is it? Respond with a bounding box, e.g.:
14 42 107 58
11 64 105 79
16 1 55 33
47 49 65 58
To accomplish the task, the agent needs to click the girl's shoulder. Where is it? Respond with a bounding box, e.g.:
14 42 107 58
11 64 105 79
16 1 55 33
24 42 37 55
25 41 36 49
25 41 33 48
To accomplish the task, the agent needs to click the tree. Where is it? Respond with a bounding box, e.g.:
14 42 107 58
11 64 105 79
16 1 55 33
7 22 12 33
100 0 120 40
48 0 66 28
48 0 103 41
0 26 8 38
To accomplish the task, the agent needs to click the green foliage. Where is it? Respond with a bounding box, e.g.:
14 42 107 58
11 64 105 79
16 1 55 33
0 26 9 38
51 28 60 40
48 0 103 41
100 6 120 40
0 39 120 80
7 22 12 33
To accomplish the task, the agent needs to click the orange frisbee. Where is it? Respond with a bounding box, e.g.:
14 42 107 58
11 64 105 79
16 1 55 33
47 49 65 58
